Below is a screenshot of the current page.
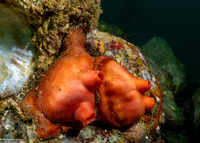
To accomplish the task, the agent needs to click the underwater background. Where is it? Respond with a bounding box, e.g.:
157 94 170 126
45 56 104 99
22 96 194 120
100 0 200 82
0 0 200 142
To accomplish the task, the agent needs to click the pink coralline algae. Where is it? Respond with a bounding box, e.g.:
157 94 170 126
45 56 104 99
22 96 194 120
109 40 124 49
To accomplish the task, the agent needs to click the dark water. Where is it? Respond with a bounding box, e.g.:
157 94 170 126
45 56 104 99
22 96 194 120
100 0 200 82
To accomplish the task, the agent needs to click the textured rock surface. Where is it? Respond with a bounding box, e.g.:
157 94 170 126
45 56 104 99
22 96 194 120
141 53 174 92
162 90 184 125
142 37 186 94
141 37 185 125
3 0 102 71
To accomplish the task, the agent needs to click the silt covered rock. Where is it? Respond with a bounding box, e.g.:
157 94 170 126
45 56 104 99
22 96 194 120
141 36 185 126
142 37 186 94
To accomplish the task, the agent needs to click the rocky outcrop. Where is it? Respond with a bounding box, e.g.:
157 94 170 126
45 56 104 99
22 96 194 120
141 37 186 125
142 37 186 94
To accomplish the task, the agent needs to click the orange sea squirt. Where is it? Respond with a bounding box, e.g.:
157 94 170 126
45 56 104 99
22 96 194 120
95 57 155 127
19 29 104 139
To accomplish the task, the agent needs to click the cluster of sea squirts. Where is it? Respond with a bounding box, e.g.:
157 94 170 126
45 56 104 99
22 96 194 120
17 29 157 140
0 29 163 142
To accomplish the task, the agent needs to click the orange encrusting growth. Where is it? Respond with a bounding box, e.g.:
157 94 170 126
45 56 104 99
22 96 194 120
19 29 104 139
95 57 155 127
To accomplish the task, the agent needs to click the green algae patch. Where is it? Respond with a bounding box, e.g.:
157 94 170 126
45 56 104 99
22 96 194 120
136 58 144 67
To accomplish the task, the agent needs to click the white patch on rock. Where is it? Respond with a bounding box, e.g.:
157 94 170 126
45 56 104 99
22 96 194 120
0 43 35 97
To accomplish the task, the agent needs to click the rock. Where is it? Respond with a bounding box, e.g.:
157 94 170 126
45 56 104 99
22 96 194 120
141 39 184 125
141 53 174 92
3 0 102 71
162 90 185 125
142 37 186 94
141 37 186 140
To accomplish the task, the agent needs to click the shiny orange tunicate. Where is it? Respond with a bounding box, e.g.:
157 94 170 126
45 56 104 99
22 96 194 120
95 57 155 127
19 30 104 139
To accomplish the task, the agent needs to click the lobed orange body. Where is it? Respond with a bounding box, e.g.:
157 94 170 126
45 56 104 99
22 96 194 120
19 30 104 139
95 57 155 127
